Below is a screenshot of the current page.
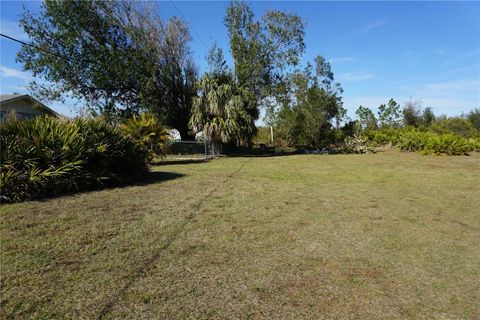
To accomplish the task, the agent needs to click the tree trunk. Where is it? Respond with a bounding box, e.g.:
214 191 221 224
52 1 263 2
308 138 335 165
178 125 195 141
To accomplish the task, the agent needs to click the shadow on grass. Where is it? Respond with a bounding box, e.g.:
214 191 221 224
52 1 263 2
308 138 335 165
152 158 210 166
225 152 299 158
132 171 185 185
225 150 378 157
1 171 187 204
80 171 186 193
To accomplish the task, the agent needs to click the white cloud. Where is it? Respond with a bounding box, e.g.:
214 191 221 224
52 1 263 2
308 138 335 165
434 48 447 56
0 65 32 81
424 80 479 92
328 56 357 64
443 49 480 64
0 20 29 42
420 98 477 110
0 84 29 93
355 18 388 35
392 78 479 114
337 72 374 82
387 65 480 85
397 79 479 98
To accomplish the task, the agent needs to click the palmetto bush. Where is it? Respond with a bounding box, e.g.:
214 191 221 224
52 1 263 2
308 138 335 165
470 138 480 152
365 128 401 146
119 112 170 161
1 116 148 202
364 127 476 155
422 134 474 155
396 129 430 152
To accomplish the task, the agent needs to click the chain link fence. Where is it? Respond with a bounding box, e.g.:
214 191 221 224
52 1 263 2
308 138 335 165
163 140 222 161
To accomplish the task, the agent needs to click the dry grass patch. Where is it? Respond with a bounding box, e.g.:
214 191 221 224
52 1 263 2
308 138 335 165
1 150 479 319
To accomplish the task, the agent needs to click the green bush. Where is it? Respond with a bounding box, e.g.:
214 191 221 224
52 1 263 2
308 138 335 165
253 127 273 145
363 127 477 155
469 138 480 152
422 134 474 155
396 129 429 152
1 116 149 202
119 112 170 161
364 128 400 146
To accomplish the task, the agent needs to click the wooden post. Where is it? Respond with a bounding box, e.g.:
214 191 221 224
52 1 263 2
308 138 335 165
204 140 207 159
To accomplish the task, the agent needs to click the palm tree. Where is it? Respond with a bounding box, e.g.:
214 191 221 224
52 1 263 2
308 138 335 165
189 73 255 146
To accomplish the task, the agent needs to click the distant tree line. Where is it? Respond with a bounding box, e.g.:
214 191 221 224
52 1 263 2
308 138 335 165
354 100 480 139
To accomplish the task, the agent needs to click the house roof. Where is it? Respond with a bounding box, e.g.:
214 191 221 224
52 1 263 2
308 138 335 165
0 94 59 116
0 94 24 102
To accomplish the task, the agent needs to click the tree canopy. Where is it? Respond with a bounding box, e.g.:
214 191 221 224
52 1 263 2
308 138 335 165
189 71 255 146
272 56 345 146
188 1 306 145
378 99 401 128
224 1 305 98
18 0 197 139
355 106 378 131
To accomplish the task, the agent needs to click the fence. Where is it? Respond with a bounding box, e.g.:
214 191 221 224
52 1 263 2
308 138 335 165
164 140 222 161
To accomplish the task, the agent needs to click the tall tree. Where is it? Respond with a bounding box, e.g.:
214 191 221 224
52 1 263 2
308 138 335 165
216 1 305 143
18 0 197 139
189 72 255 146
467 108 480 131
355 106 377 131
139 17 198 139
422 107 436 127
274 56 344 146
402 98 422 127
378 99 401 127
225 2 304 91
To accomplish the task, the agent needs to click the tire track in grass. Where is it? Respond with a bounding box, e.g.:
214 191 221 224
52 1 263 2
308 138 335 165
96 160 249 319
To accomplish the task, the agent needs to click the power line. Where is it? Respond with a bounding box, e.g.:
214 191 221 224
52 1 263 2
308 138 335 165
0 33 79 64
169 1 210 51
1 33 114 92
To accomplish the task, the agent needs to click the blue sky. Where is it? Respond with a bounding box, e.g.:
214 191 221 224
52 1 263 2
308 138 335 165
1 1 479 120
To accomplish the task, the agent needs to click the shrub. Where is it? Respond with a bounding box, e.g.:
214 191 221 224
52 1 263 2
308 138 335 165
340 135 374 154
422 134 474 155
469 138 480 152
252 126 273 145
1 116 149 202
119 112 170 161
364 128 400 146
396 129 429 152
363 127 476 155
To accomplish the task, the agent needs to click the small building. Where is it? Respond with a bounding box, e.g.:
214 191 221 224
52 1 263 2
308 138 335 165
0 94 59 121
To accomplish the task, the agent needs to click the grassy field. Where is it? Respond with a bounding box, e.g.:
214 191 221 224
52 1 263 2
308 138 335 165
1 150 479 319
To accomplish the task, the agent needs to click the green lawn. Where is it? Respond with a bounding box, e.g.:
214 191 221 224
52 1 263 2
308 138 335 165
1 150 479 319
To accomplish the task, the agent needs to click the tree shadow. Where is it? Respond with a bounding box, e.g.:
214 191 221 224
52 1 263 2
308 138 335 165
152 159 210 166
79 171 186 192
226 152 299 158
8 171 187 204
131 171 185 186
